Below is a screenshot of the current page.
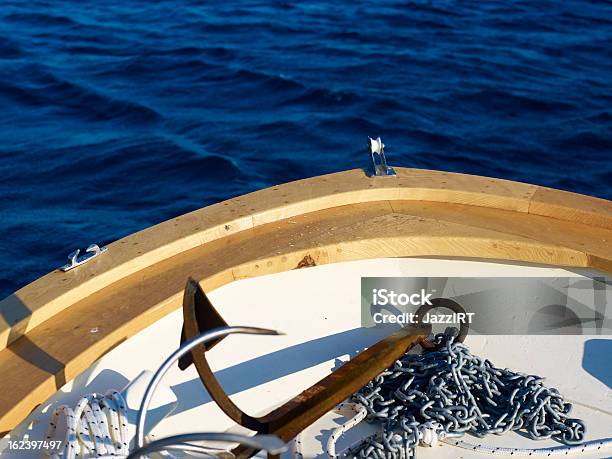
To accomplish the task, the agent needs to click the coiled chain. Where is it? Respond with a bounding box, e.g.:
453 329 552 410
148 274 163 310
349 334 586 458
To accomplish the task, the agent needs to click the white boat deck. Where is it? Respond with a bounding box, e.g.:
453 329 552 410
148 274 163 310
4 258 611 458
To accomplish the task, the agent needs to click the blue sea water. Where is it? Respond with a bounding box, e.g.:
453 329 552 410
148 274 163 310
0 0 611 298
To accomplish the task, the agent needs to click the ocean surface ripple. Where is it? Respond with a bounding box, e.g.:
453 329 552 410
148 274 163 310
1 0 611 296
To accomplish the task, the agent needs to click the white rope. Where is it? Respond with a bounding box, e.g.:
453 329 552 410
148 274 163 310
43 327 282 459
45 390 130 458
293 431 304 458
442 437 612 456
325 403 612 457
417 421 440 447
325 404 439 457
326 403 368 458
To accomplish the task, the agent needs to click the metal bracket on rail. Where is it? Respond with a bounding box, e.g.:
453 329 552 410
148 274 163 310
367 136 396 177
60 244 107 271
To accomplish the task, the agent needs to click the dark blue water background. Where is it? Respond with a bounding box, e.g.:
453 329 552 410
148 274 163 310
1 1 611 298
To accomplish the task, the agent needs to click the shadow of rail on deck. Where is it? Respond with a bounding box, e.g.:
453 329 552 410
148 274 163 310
0 293 34 346
0 293 67 389
583 339 612 389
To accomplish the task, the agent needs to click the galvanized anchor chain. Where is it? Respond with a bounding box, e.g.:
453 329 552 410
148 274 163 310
348 332 589 458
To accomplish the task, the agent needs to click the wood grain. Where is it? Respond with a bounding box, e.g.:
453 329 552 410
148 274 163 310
529 186 612 230
0 169 611 433
3 169 610 351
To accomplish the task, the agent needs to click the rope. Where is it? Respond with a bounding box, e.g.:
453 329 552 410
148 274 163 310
325 411 612 458
293 430 304 458
42 327 285 459
45 390 129 458
329 333 612 458
445 437 612 456
326 403 368 457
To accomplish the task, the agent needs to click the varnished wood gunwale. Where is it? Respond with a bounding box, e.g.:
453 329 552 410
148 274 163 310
0 168 611 433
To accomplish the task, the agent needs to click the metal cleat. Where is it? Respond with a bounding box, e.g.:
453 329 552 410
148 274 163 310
60 243 107 271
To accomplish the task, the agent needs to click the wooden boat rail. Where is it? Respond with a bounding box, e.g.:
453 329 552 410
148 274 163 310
0 167 611 434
